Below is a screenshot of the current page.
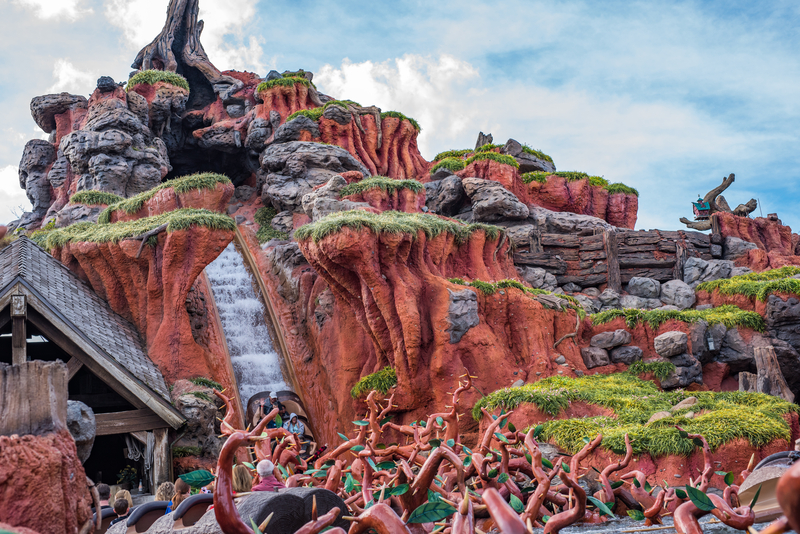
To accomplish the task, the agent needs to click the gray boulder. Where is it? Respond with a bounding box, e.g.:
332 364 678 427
717 328 756 373
660 357 703 389
503 224 538 250
527 206 613 235
573 294 600 314
273 115 321 144
599 288 620 308
246 118 273 152
30 92 88 133
610 345 643 365
581 347 611 369
620 295 648 309
430 166 455 181
426 175 466 216
723 237 758 260
66 400 95 464
271 210 294 234
447 288 479 343
591 329 631 350
301 175 371 221
765 295 800 350
660 280 696 310
584 288 601 297
562 282 582 293
18 140 56 225
683 257 734 288
462 177 529 221
731 266 753 278
627 277 661 299
689 320 726 364
654 331 688 358
500 138 556 173
322 104 352 125
260 141 369 212
516 266 558 291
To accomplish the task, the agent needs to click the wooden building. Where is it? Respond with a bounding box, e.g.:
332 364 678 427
0 237 185 490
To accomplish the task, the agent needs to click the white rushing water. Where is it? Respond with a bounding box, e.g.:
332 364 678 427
205 242 289 411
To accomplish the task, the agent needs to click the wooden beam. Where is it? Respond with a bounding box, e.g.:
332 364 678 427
0 306 10 331
95 408 168 436
65 357 83 380
153 428 170 488
11 317 26 365
604 230 622 293
673 244 687 282
129 430 148 444
0 361 68 436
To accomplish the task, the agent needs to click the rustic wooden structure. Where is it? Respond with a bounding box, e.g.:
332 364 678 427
680 173 758 231
0 360 67 437
0 237 185 488
740 346 795 403
513 229 712 288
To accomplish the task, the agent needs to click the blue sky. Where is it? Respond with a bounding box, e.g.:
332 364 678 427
1 0 798 232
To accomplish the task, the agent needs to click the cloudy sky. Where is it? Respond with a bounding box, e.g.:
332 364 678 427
1 0 798 231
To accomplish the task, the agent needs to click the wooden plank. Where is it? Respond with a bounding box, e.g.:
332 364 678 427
557 274 609 286
513 251 567 274
541 234 581 248
0 361 67 437
622 234 660 246
604 230 622 293
129 430 148 444
95 408 168 435
620 267 675 283
580 250 607 261
12 317 26 365
753 346 795 402
657 241 678 253
153 428 170 488
618 253 676 269
65 357 83 380
673 244 687 282
541 247 579 261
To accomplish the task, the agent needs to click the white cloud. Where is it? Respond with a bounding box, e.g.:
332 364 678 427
12 0 91 20
104 0 268 74
48 58 96 94
0 165 31 226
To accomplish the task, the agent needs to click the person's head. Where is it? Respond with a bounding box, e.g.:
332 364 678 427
279 404 287 415
269 394 278 404
172 478 191 506
97 483 111 503
115 489 133 509
232 464 253 493
290 413 298 424
155 481 174 502
256 460 275 479
113 498 129 517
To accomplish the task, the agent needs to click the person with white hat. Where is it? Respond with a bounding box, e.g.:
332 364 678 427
252 459 285 492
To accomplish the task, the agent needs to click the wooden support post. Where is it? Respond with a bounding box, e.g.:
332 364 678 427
753 346 795 402
603 230 621 293
11 294 27 365
0 361 67 436
153 428 170 487
673 244 687 282
65 357 83 380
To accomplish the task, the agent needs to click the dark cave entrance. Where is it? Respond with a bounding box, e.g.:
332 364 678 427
164 145 258 187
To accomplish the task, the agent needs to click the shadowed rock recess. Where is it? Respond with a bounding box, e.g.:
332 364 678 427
4 3 800 531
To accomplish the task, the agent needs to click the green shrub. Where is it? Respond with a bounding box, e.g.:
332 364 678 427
465 152 520 168
521 145 553 163
126 70 189 92
589 176 610 187
340 177 424 197
324 99 361 109
69 191 124 206
430 158 466 175
172 446 202 458
255 206 289 244
605 182 639 196
189 377 223 390
627 361 676 381
99 173 231 224
590 305 765 331
188 391 213 402
33 208 236 251
256 76 311 93
472 373 797 456
380 111 421 132
474 143 502 153
520 172 550 184
281 70 316 87
697 266 800 300
286 107 324 122
351 366 398 397
433 149 472 162
447 278 583 316
294 210 501 244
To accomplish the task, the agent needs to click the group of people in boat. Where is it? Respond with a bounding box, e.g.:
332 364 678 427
252 392 317 456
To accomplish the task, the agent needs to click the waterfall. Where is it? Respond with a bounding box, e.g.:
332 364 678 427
205 242 289 411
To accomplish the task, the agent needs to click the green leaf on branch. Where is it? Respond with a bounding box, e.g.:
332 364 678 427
351 445 365 453
533 424 544 439
436 416 444 427
391 484 410 496
446 439 455 448
510 494 524 513
632 477 641 488
675 488 687 499
611 481 625 489
375 461 396 471
251 518 263 534
407 501 457 524
488 468 498 479
644 481 653 492
463 456 472 467
692 437 704 448
508 422 517 433
542 515 550 524
428 489 441 502
542 458 553 469
685 485 716 512
344 473 355 493
243 462 255 469
525 453 532 465
498 473 510 484
561 462 570 474
338 433 348 441
678 430 689 439
749 483 763 509
178 470 215 489
353 420 369 426
429 439 441 448
588 496 615 517
379 416 393 426
627 510 645 521
495 432 509 444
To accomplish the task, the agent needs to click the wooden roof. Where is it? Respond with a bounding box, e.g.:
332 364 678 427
0 237 184 428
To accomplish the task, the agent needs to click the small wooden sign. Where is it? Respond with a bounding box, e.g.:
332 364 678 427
11 294 26 317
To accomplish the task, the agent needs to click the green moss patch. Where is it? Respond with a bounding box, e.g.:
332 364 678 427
324 99 361 110
294 210 500 244
340 176 424 197
189 377 223 390
465 152 519 168
255 206 289 243
447 278 584 317
591 305 765 331
697 266 800 301
126 70 189 92
33 208 236 251
430 158 466 175
521 145 553 163
626 360 677 381
98 173 231 224
475 143 502 153
473 373 797 456
521 172 548 184
286 107 324 122
351 366 397 397
605 182 639 196
172 446 202 458
380 111 421 132
433 149 472 162
69 191 124 206
256 76 311 93
520 171 639 196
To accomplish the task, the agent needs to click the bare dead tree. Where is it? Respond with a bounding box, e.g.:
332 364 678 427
680 173 758 230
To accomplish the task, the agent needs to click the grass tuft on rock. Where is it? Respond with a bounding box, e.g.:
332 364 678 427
605 182 639 196
521 172 549 184
340 176 424 197
294 210 501 244
351 366 398 397
627 360 677 381
521 145 554 163
256 76 311 93
433 149 472 162
448 278 584 316
590 305 765 331
188 377 223 390
465 152 520 168
33 209 236 251
126 70 189 92
697 266 800 301
98 173 231 224
380 111 421 132
475 143 502 153
172 446 202 458
324 99 361 109
286 107 324 122
430 158 466 175
69 191 124 206
473 373 797 456
255 206 289 243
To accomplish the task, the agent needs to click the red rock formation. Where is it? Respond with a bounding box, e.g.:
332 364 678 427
458 159 524 199
256 81 318 122
105 181 234 223
341 186 426 213
715 212 795 254
0 430 93 534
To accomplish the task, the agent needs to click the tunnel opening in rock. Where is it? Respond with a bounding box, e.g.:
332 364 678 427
164 145 256 186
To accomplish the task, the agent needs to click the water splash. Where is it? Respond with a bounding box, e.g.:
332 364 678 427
205 242 289 411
